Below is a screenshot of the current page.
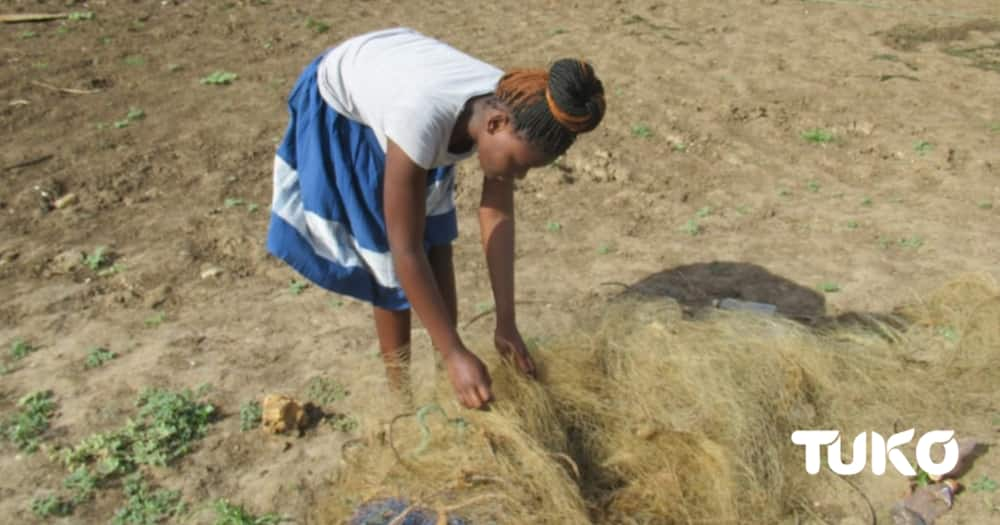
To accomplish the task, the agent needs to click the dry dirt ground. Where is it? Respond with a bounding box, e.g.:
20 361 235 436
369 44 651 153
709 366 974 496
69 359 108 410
2 0 999 523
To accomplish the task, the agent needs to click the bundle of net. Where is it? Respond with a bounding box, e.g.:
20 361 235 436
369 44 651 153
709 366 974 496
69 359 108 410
318 274 998 524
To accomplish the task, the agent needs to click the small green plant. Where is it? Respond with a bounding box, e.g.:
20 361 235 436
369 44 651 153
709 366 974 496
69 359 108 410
672 142 687 152
938 326 959 342
167 63 182 72
2 390 56 453
85 347 117 369
305 377 348 406
475 301 493 313
979 201 993 210
33 62 49 69
64 466 98 504
68 11 95 21
305 17 330 33
695 206 713 218
20 30 39 39
328 413 359 433
124 55 146 66
329 299 344 308
546 221 562 232
99 36 113 45
550 28 567 36
846 220 860 229
801 129 834 144
84 246 110 271
898 236 924 249
818 282 841 293
990 122 1000 133
631 124 653 138
61 387 215 488
144 312 166 328
0 363 11 375
289 280 308 295
247 203 260 213
201 71 238 85
212 499 285 525
224 197 245 208
597 243 614 255
735 205 750 215
113 107 146 129
31 494 74 518
971 475 998 493
778 188 792 197
112 473 186 525
682 219 702 236
914 140 934 155
239 401 262 432
10 338 37 360
807 180 821 193
861 197 874 206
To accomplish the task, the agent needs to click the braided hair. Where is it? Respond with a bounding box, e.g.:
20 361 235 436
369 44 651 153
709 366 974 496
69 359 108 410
494 59 606 158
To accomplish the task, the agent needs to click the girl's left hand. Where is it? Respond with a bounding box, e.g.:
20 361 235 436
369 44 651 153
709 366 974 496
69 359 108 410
494 327 537 378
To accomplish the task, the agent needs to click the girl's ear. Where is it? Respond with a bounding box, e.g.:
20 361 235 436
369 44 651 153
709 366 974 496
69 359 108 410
486 109 511 135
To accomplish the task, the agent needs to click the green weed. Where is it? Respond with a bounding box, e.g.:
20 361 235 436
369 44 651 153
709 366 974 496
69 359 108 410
84 246 110 271
100 36 113 45
305 377 348 406
327 414 358 433
124 55 146 66
85 347 117 369
329 299 344 309
846 220 860 229
971 475 998 493
979 201 993 210
112 473 186 525
631 124 653 138
144 312 166 328
682 219 702 236
201 71 238 85
2 390 56 453
938 326 959 342
862 197 874 206
305 17 330 34
546 221 562 232
68 11 95 21
20 30 39 39
475 301 493 313
31 494 74 518
247 203 260 213
695 206 713 218
990 122 1000 133
735 206 750 215
167 63 182 73
817 282 841 293
801 129 834 144
914 140 934 155
778 188 792 197
60 388 215 487
212 499 285 525
10 338 37 360
898 236 924 249
239 401 262 432
550 28 567 36
672 142 687 152
224 197 245 208
33 62 49 70
807 180 821 193
64 466 98 504
597 243 614 255
288 280 308 295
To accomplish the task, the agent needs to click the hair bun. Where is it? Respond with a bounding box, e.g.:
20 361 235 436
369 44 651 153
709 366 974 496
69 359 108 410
545 59 606 134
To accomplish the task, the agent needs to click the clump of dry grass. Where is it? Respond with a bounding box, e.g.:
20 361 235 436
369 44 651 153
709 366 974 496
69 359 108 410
320 274 999 525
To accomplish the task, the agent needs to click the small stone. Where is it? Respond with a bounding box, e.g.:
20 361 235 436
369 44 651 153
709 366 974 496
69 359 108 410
54 193 78 209
262 394 310 435
593 149 612 160
52 250 83 273
144 284 172 309
200 266 224 279
591 167 610 182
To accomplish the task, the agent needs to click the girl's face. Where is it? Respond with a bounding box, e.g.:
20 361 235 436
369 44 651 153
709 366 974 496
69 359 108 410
476 112 550 181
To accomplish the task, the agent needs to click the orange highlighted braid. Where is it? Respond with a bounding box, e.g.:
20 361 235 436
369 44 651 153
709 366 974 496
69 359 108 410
494 59 605 158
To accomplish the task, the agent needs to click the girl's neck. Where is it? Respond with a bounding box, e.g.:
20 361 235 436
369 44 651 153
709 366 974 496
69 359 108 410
448 95 487 155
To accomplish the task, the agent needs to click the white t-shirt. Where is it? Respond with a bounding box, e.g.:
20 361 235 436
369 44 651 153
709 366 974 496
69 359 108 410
317 28 504 170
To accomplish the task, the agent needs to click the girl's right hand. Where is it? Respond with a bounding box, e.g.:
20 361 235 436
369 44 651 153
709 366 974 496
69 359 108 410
445 348 493 409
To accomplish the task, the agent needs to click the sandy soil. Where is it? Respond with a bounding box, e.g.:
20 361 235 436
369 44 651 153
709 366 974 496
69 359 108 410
2 0 998 523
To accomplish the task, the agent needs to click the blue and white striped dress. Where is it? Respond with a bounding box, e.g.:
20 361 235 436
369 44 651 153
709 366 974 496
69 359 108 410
266 55 459 311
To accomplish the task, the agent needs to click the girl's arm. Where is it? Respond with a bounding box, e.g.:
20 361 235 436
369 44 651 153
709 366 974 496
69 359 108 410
479 175 537 376
384 141 493 408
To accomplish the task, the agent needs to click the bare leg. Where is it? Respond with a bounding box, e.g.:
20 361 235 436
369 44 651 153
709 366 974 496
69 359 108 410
373 306 411 395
